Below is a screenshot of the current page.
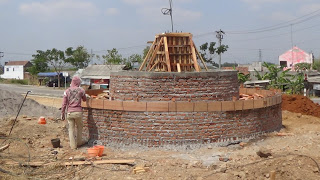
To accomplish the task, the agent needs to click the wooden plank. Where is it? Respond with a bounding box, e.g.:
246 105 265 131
139 40 156 71
67 159 135 166
158 33 192 37
190 38 200 72
0 144 9 152
163 36 171 72
177 63 181 72
5 159 136 167
146 37 164 71
194 42 208 71
148 59 161 72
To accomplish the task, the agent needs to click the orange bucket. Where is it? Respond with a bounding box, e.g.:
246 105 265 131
94 145 105 157
38 117 46 124
87 147 99 157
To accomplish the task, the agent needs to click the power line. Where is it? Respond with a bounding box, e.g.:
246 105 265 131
226 8 320 34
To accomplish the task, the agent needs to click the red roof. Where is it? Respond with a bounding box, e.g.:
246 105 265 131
5 61 31 66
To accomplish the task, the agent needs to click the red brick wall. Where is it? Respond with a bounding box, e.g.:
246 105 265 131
109 71 239 102
82 104 282 147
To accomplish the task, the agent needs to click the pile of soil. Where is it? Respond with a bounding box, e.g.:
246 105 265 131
282 94 320 117
0 89 60 118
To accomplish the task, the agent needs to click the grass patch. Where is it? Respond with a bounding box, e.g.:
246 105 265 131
10 79 28 85
0 78 29 85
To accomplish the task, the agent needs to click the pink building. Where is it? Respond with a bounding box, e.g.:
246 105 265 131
279 46 313 70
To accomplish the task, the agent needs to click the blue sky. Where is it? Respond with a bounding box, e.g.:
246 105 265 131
1 0 320 65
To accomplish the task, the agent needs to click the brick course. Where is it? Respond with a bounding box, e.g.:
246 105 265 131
109 71 239 102
83 104 282 147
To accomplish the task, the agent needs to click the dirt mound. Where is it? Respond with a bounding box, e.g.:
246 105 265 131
0 89 60 118
282 94 320 117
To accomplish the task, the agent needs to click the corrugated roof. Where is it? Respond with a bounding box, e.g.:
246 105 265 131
6 61 31 66
38 72 62 77
80 65 125 78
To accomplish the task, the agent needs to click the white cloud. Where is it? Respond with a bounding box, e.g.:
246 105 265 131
269 12 295 22
105 8 119 15
19 0 99 20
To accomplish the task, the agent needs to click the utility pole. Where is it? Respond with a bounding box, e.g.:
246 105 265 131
0 51 4 65
259 49 262 62
162 0 174 32
216 29 225 69
290 24 294 68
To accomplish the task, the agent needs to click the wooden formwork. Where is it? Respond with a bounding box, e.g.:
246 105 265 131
139 33 208 72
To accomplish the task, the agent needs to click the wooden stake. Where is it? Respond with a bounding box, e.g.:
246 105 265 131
163 36 171 72
177 63 181 72
190 38 200 72
149 59 161 72
146 37 164 71
139 40 156 71
5 159 135 167
194 42 208 71
0 144 9 152
270 170 276 180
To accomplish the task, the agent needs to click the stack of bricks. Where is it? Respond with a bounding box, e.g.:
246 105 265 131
82 71 282 147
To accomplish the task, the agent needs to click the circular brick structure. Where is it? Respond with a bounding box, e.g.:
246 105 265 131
82 71 282 147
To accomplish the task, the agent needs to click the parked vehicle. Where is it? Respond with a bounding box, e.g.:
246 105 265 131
46 78 70 87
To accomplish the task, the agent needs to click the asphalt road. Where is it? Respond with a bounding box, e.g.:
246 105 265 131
0 83 65 97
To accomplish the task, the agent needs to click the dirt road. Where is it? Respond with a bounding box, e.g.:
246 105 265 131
0 84 64 97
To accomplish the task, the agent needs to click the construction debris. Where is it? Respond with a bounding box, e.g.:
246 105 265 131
276 132 294 136
133 166 150 174
239 93 264 100
256 147 272 158
0 144 9 152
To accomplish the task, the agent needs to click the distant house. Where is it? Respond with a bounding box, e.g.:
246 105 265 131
279 46 313 70
0 61 32 79
80 64 125 89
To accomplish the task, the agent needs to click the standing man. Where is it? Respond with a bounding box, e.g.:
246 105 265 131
61 76 87 149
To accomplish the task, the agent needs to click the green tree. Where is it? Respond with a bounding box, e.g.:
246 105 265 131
312 59 320 71
286 72 305 94
199 42 229 67
143 46 150 59
124 54 143 70
254 62 305 94
255 62 292 90
32 48 67 87
29 54 49 76
65 46 92 69
238 73 250 84
102 48 125 65
294 63 311 72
